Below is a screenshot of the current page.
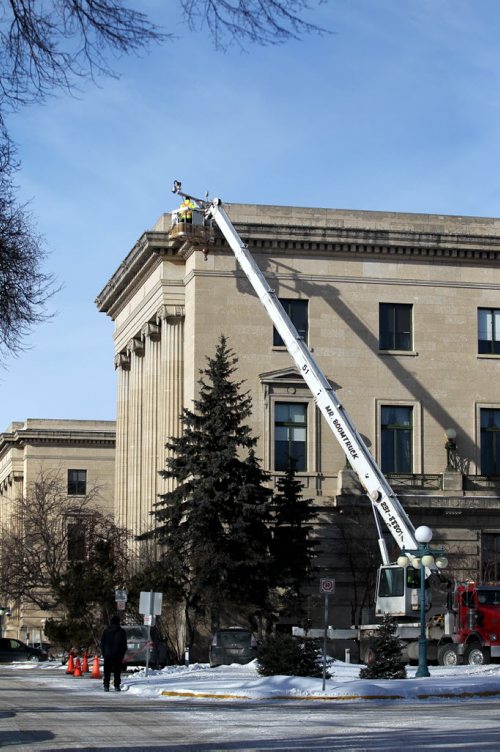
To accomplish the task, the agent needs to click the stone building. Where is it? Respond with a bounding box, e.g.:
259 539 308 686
96 202 500 630
0 419 116 640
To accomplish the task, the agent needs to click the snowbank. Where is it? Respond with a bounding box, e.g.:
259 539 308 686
8 657 500 703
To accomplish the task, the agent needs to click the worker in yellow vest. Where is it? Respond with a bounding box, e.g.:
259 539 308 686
179 197 197 223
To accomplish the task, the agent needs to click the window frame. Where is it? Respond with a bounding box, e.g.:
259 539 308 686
273 299 309 347
379 302 413 352
260 371 319 483
376 400 421 474
478 308 500 355
481 531 500 581
274 401 308 472
67 520 86 561
380 404 413 473
67 469 87 496
478 406 500 476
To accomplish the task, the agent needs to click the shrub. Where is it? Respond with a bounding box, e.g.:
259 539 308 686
359 613 406 680
257 634 330 678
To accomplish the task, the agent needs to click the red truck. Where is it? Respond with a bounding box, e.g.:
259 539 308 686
433 582 500 666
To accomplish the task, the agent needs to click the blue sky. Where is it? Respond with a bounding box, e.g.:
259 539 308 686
1 0 500 430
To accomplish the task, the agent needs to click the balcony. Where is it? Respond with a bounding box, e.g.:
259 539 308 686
386 474 441 491
464 475 500 493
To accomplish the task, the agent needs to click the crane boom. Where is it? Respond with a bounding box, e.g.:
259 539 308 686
169 182 419 563
205 198 418 561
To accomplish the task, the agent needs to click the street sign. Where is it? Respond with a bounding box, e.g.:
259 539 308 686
139 591 163 616
116 600 126 610
320 578 335 594
139 591 163 678
115 589 127 602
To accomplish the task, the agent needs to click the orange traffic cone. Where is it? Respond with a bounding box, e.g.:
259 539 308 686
81 652 89 673
66 653 75 674
90 656 101 679
73 658 82 677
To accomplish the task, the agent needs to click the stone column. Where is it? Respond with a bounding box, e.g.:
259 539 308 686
141 322 161 536
114 308 184 541
157 306 185 497
127 336 144 537
114 350 130 530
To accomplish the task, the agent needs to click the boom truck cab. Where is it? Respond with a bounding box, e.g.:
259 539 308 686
438 583 500 665
166 182 497 666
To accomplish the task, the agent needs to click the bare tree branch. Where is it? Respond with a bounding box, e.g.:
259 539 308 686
0 0 166 109
0 0 326 113
179 0 327 49
0 129 57 361
0 469 130 612
0 0 326 361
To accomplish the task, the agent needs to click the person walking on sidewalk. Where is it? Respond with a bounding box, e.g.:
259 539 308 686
100 614 128 692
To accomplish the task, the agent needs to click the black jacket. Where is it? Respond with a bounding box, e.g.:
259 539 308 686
100 623 127 661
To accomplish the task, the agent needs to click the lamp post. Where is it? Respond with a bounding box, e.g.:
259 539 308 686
0 606 11 638
397 526 448 678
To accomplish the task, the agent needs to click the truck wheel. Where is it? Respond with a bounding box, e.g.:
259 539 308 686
437 644 459 666
465 642 490 665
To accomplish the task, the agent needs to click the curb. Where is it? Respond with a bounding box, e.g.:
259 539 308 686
416 689 500 700
161 691 251 699
160 688 500 702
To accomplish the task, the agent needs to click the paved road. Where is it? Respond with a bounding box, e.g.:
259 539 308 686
2 669 500 750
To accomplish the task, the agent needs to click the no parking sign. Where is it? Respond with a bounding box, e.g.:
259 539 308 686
319 578 335 692
319 578 335 594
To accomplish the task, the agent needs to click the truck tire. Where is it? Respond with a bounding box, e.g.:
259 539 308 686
437 643 459 666
465 642 490 665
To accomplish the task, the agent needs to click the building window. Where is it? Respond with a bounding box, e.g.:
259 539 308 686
67 522 86 561
481 533 500 580
273 299 308 346
480 408 500 476
381 406 413 473
478 308 500 354
275 402 307 471
379 303 412 351
68 469 87 496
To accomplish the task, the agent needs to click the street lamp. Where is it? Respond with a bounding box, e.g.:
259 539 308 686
0 606 11 638
397 526 448 678
444 428 457 471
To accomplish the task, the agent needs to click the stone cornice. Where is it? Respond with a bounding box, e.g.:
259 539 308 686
214 223 500 260
0 429 116 457
96 205 500 317
95 231 179 316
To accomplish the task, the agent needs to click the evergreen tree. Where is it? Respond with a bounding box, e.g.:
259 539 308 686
359 614 407 680
257 634 328 678
271 461 318 615
148 335 272 634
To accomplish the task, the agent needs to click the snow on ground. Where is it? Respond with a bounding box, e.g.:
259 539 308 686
6 658 500 703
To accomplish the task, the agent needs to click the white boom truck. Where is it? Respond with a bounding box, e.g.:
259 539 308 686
168 183 498 666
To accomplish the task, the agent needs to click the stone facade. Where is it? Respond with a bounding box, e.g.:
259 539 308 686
96 202 500 629
0 418 116 640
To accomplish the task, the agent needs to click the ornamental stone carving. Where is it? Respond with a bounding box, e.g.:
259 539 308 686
156 305 185 324
143 321 161 341
131 337 145 356
115 352 131 371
